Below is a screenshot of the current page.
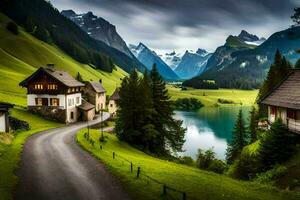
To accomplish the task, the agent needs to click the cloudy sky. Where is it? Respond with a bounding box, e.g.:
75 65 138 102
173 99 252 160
50 0 300 54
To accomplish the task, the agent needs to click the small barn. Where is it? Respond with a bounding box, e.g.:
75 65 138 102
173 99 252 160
78 100 95 121
0 103 14 133
260 70 300 134
108 88 120 116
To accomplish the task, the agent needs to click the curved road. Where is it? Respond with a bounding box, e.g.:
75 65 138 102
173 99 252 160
14 113 131 200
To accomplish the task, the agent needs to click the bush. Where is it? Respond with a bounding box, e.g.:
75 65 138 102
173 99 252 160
207 159 227 174
173 98 203 111
217 98 235 104
178 156 195 166
6 22 18 35
255 165 287 184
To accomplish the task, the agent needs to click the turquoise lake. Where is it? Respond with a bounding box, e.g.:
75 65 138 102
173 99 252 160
174 106 251 160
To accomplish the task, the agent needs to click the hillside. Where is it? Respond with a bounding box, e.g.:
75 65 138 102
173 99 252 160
0 0 146 73
186 28 300 89
77 129 300 200
0 13 126 106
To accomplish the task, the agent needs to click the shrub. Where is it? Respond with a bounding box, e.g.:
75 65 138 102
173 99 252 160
207 159 227 174
217 98 235 104
255 165 288 184
173 98 203 111
6 22 18 35
197 148 215 169
178 156 195 166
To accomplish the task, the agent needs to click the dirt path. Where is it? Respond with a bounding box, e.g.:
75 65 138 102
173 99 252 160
14 113 131 200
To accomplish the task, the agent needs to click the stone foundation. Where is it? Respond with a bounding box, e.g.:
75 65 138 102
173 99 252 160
28 106 66 123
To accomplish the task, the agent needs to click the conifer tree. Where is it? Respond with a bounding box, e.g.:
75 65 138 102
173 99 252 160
248 106 259 143
226 110 248 164
259 120 296 169
150 64 186 154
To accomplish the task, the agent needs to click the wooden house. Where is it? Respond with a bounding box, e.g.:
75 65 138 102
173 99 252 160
108 88 120 116
84 80 106 112
260 70 300 134
0 103 13 132
19 65 86 123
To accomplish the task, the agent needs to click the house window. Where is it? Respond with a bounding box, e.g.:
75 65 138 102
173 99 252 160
76 97 80 104
270 106 276 115
287 109 300 120
110 104 113 107
35 98 43 106
50 98 59 106
68 99 72 107
34 84 43 90
47 84 58 90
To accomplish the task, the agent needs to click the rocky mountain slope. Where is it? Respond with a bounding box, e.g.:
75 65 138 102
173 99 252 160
174 49 212 80
129 43 179 80
61 10 133 58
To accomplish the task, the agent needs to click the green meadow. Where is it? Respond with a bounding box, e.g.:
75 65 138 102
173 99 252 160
77 129 300 200
168 85 258 106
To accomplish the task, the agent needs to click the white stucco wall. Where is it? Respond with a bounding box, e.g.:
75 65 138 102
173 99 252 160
0 113 5 132
108 100 117 116
27 94 66 109
66 93 82 123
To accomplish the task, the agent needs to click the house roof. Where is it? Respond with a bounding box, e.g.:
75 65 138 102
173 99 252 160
78 100 95 111
260 70 300 110
0 102 14 112
109 88 120 101
88 81 106 93
19 67 85 88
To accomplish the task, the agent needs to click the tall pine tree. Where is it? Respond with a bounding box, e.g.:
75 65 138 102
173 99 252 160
150 64 186 154
257 50 292 116
248 106 259 143
226 110 248 164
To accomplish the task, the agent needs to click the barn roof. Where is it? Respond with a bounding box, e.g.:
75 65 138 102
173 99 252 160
88 81 106 93
109 88 120 101
78 100 95 111
19 67 85 88
260 70 300 110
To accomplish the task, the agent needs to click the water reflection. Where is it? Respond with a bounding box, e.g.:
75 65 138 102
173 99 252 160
174 106 250 160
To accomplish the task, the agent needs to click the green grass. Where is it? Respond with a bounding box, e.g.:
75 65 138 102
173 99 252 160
0 107 62 200
77 129 300 200
0 13 126 106
168 85 258 107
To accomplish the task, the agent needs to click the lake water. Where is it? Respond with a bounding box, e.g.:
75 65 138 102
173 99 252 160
174 106 251 160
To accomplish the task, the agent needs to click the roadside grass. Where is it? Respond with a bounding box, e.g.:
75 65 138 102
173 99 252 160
0 107 61 200
77 129 300 200
168 85 258 107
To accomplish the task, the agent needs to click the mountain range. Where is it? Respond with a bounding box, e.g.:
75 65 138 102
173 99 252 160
184 28 300 89
129 43 179 80
174 49 212 80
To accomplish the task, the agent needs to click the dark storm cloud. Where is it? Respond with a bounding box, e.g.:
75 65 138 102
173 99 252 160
51 0 300 53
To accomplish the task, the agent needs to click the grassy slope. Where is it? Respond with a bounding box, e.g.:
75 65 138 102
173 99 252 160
77 130 300 200
0 13 126 106
0 108 62 200
168 85 258 106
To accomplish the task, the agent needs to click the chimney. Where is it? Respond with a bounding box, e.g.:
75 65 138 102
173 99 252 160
99 79 102 84
45 64 55 71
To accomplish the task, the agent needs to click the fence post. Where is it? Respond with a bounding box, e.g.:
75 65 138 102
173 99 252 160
162 185 167 195
113 152 115 159
183 192 186 200
100 145 102 150
136 167 140 178
130 162 133 173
